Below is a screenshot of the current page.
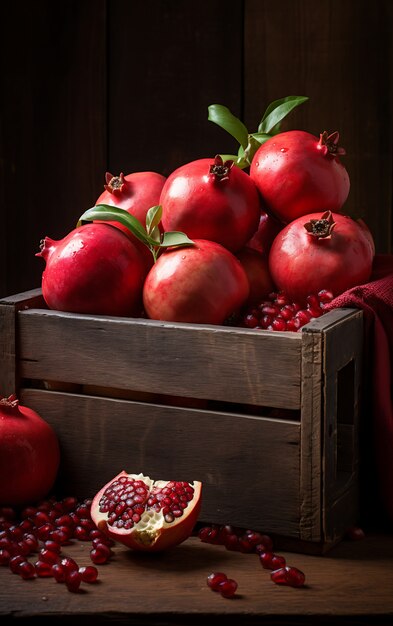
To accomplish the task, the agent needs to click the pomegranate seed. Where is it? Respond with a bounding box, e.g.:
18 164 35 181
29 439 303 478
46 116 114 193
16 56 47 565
255 534 274 553
36 523 55 541
9 555 26 573
61 496 78 512
60 557 79 573
55 514 74 528
259 552 286 570
280 305 295 321
39 548 59 565
318 289 334 304
8 525 24 540
90 544 111 564
218 578 238 598
295 309 312 325
74 525 90 541
79 565 98 583
49 529 70 545
272 317 287 331
44 540 61 553
34 512 51 526
224 533 241 551
238 537 254 553
17 540 31 556
75 503 91 519
91 533 115 547
66 570 82 593
19 519 34 531
271 566 305 587
207 572 228 591
34 560 53 577
0 549 11 565
345 526 366 541
18 560 36 579
51 563 66 582
243 313 259 328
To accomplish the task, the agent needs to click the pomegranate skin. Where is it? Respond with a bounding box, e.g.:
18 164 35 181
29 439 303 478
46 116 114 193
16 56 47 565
0 396 60 506
160 157 261 252
269 212 374 303
250 130 350 223
143 239 249 324
37 223 146 316
91 471 202 552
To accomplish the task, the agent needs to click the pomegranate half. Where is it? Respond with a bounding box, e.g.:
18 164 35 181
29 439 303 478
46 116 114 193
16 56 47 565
91 471 202 552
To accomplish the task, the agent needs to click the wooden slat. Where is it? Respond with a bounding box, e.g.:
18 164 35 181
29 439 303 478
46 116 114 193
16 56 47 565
20 389 301 537
299 326 323 541
17 309 303 409
0 289 45 395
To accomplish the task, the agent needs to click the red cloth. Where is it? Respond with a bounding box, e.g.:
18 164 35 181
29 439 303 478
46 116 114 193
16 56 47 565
325 255 393 523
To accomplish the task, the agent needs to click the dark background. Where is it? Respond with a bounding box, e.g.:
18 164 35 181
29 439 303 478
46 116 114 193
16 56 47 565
0 0 392 299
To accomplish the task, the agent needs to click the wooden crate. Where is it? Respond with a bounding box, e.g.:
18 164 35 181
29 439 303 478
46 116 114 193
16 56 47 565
0 289 363 553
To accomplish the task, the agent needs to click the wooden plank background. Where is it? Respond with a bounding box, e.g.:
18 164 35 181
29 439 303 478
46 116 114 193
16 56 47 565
1 0 392 298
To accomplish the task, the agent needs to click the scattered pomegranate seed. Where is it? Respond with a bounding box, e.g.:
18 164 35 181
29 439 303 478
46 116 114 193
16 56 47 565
207 572 228 591
90 544 111 564
259 551 286 570
51 563 67 583
79 565 98 583
34 560 53 577
9 555 26 574
17 561 36 579
271 566 305 587
65 569 82 593
0 549 11 565
218 578 238 598
345 526 366 541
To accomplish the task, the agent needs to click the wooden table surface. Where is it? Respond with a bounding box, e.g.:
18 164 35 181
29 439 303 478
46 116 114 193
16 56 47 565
1 532 393 625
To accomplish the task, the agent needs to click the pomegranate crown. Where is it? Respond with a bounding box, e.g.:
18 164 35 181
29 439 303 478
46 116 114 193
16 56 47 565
318 131 346 158
104 172 126 195
209 154 234 181
304 211 336 239
0 394 19 410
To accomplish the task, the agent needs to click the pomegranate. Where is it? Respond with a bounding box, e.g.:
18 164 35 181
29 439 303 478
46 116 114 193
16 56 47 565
268 211 374 304
250 130 350 223
236 247 275 305
91 471 202 552
143 239 249 324
0 396 60 506
37 223 146 316
160 155 261 252
95 171 166 271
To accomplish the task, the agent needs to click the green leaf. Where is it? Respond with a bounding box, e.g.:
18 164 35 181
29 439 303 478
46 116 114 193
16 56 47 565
208 104 249 149
258 96 308 134
217 153 239 163
160 231 195 248
77 205 158 247
146 205 162 235
250 132 272 146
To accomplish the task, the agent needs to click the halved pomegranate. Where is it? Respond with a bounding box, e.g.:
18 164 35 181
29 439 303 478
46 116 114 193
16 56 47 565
91 471 202 552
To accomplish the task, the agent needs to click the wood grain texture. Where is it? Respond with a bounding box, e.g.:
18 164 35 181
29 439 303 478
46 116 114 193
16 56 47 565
0 0 107 298
17 309 303 408
244 0 393 254
20 388 301 537
0 534 392 624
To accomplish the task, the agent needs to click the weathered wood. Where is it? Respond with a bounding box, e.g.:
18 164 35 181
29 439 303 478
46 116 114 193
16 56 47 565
17 309 303 409
20 388 301 537
0 534 393 624
0 289 45 395
299 326 323 541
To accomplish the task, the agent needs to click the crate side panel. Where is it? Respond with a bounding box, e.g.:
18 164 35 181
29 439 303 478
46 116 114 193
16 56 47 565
20 389 301 537
18 310 302 409
322 310 363 541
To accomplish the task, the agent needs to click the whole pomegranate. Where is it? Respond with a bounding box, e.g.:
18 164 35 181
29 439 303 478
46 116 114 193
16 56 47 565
250 130 350 223
37 223 146 316
96 171 166 271
91 471 202 552
0 395 60 506
143 239 249 324
160 155 261 252
96 171 166 229
268 211 374 303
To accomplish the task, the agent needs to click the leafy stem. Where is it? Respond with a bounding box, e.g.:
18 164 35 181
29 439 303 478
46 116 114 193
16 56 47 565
208 95 309 168
77 205 194 262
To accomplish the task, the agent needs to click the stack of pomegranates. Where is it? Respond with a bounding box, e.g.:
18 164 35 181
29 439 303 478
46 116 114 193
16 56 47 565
36 96 375 330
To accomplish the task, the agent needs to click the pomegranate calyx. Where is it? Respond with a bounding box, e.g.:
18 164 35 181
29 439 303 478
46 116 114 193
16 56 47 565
0 394 19 410
318 131 346 158
304 210 336 239
104 172 126 195
209 155 234 181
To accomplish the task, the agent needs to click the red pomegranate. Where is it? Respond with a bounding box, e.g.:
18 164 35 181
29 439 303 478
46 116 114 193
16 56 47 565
245 210 283 255
143 239 249 324
37 223 146 316
268 211 374 303
250 130 350 223
160 155 261 252
91 471 202 552
0 395 60 506
96 171 166 271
